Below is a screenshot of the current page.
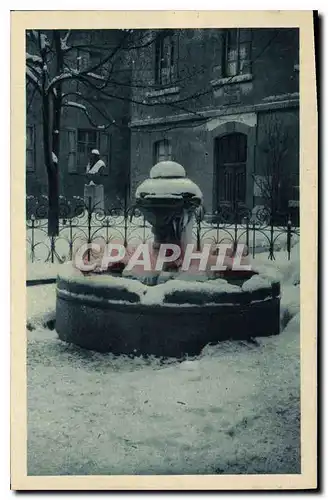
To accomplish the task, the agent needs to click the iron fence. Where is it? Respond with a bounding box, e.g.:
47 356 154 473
26 195 300 264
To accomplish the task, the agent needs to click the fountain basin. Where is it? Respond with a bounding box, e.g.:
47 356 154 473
55 267 280 357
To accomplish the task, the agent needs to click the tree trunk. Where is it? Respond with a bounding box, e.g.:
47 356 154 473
43 31 64 237
47 167 59 236
42 90 59 236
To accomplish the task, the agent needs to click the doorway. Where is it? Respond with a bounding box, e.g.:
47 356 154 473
215 132 247 212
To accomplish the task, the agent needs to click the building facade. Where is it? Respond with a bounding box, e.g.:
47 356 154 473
129 28 299 217
26 29 131 205
26 28 299 217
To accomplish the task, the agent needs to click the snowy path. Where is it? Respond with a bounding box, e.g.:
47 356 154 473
27 270 300 475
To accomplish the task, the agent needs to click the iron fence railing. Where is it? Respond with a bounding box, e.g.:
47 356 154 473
26 195 300 264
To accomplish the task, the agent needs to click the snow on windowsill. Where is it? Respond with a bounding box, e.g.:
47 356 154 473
262 92 299 103
211 73 253 87
146 86 180 98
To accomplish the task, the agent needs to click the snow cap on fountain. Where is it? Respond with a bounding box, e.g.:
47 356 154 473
150 161 186 179
136 161 203 200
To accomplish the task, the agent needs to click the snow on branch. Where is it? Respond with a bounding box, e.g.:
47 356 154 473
46 70 79 91
86 72 106 81
26 52 43 65
60 30 71 51
40 33 50 51
47 70 106 93
65 101 87 111
26 66 41 89
63 100 112 130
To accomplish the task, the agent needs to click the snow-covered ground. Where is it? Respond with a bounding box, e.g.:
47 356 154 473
26 244 300 475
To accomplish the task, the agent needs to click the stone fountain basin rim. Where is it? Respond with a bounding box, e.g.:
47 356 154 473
56 286 279 312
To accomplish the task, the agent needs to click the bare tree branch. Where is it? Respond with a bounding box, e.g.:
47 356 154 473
27 83 39 111
62 101 113 129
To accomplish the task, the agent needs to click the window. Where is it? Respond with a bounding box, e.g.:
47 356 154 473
155 33 176 86
77 129 99 168
26 125 35 172
223 29 252 77
69 129 109 174
153 140 172 163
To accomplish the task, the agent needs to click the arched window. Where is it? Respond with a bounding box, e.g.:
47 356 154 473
216 132 247 206
153 139 172 163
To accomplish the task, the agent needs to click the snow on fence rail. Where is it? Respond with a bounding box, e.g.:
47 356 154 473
26 196 300 263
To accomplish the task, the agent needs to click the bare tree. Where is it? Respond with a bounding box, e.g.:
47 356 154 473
253 115 296 223
26 29 211 235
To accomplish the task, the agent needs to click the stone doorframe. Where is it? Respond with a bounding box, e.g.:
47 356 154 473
208 119 257 211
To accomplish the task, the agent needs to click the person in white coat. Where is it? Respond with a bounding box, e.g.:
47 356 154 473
84 149 106 212
86 149 106 185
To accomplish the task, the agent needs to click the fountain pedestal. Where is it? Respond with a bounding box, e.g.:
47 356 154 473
84 182 104 213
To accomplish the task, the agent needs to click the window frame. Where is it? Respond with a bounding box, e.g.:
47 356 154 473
72 128 110 175
153 139 172 164
154 33 177 87
222 29 252 78
77 128 99 170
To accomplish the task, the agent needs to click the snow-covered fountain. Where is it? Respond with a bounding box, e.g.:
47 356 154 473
56 161 281 357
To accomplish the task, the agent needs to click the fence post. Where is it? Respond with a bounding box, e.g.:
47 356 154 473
287 217 292 261
233 203 238 255
123 191 128 248
196 216 201 252
31 216 35 263
252 222 256 259
87 196 92 262
268 214 275 261
69 219 73 261
245 218 249 256
105 218 110 245
50 236 55 263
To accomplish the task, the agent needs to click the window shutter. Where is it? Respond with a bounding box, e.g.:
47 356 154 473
154 37 161 84
67 128 77 173
26 125 35 172
221 31 227 78
99 131 109 175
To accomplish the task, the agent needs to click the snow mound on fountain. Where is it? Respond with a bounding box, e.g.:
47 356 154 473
141 279 241 306
242 274 273 292
57 266 148 303
135 177 203 200
150 161 186 179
